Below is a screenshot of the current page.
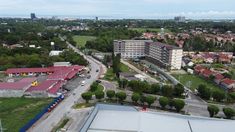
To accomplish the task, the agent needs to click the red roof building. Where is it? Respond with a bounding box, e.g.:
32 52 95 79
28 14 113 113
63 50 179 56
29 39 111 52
220 78 235 91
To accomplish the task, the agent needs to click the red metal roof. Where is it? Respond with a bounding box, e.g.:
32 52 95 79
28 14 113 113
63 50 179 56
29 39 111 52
19 77 37 82
47 81 64 94
0 82 31 90
26 80 57 92
5 68 50 74
66 71 78 80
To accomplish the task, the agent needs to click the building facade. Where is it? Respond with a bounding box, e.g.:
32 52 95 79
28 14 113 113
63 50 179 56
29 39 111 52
113 40 153 59
145 42 183 70
114 40 183 70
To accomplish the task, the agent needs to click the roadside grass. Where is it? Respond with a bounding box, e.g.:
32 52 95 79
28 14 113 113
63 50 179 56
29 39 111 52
52 118 70 132
74 102 95 109
172 74 222 91
129 28 171 33
103 68 117 81
120 63 130 72
72 35 96 48
0 98 52 132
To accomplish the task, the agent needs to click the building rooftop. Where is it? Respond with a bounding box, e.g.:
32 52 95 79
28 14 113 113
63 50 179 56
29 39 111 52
81 104 235 132
146 42 182 50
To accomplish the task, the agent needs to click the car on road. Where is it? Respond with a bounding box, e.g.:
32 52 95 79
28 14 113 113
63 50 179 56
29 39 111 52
81 81 85 86
96 80 101 83
96 69 99 72
87 75 91 79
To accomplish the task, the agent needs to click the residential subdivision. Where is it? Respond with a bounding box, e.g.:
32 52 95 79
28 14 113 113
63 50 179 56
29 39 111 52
113 40 183 70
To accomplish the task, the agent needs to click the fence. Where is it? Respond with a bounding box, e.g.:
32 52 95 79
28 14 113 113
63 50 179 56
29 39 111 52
19 95 64 132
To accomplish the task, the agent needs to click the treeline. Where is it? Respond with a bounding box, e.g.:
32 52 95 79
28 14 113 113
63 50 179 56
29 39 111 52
183 35 235 52
73 28 141 52
0 48 88 71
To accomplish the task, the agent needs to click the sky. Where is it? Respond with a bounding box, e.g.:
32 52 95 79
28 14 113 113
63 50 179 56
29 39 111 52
0 0 234 19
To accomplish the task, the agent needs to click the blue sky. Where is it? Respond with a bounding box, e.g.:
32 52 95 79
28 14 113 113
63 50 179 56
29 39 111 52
0 0 234 19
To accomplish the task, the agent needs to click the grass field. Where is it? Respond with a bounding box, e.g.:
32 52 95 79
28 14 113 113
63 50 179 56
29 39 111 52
172 74 222 91
73 35 96 48
120 63 130 72
129 28 171 33
103 68 117 81
0 98 52 132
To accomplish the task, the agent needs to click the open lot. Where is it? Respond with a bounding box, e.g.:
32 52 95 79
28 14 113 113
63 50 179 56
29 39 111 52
73 35 96 48
172 74 222 91
129 28 171 33
0 98 52 132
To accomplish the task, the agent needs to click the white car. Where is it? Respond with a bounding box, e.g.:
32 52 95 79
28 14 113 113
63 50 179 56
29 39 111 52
81 81 85 86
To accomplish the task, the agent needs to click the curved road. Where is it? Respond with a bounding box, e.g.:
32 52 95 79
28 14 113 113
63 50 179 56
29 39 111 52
29 40 106 132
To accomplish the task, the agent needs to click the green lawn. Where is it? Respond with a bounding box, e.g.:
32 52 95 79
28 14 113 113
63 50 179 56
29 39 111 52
0 98 52 132
120 63 130 72
103 68 117 81
129 28 171 33
172 74 222 91
73 35 96 48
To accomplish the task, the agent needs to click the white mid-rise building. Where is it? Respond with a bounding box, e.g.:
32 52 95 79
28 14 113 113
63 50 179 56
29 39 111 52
113 40 183 70
113 40 152 59
145 42 183 70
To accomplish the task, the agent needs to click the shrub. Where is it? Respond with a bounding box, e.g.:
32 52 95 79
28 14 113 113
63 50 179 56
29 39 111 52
81 92 92 103
116 92 127 102
223 107 235 119
106 90 115 99
207 105 219 117
212 90 225 102
173 99 185 112
131 93 141 104
159 97 169 109
95 91 104 100
145 95 155 107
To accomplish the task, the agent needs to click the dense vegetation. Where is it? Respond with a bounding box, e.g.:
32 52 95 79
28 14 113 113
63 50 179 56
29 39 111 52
0 19 88 70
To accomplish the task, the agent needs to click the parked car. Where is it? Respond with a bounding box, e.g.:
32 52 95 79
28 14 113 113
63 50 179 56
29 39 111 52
81 81 85 86
96 69 99 72
87 75 91 79
96 80 101 83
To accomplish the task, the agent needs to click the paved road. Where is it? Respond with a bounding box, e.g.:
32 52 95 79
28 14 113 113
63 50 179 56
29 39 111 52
29 40 105 132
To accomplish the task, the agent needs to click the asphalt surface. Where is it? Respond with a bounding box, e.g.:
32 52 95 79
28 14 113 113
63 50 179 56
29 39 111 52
29 40 105 132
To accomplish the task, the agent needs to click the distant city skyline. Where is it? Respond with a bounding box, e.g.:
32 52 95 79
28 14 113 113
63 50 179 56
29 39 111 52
0 0 235 19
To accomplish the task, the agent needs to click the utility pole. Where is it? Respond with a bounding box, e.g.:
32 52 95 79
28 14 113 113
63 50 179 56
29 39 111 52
0 119 7 132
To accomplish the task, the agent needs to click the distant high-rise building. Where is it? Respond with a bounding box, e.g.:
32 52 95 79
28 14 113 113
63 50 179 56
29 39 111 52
30 13 37 20
174 16 186 22
95 16 99 21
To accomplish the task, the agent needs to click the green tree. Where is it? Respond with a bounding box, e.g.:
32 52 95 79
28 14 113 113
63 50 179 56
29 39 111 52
161 85 174 97
90 82 99 92
212 90 226 102
173 99 185 112
207 105 219 117
81 92 93 103
116 92 127 103
145 95 155 108
197 84 211 100
118 79 128 89
159 97 169 109
106 90 115 99
95 91 105 101
174 84 184 97
151 83 160 94
223 107 235 119
131 93 141 104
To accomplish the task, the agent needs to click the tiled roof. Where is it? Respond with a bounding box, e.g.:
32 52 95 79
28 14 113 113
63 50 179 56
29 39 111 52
221 78 235 85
